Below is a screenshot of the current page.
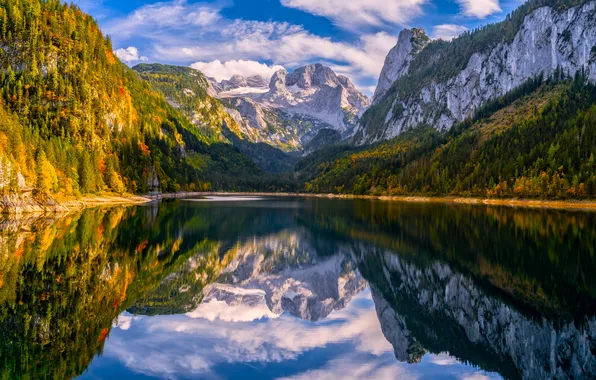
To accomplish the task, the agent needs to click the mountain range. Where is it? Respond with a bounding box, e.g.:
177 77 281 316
1 0 596 202
298 0 596 199
209 63 370 152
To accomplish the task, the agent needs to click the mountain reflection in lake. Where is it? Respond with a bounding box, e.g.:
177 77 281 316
0 197 594 379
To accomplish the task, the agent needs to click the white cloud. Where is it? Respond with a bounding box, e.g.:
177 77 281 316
279 355 419 380
455 0 502 18
114 46 148 63
150 297 393 358
113 313 134 331
190 60 285 81
432 24 469 40
280 0 426 30
99 290 396 378
460 374 492 380
104 0 221 39
430 352 459 366
94 289 500 380
160 29 396 86
186 296 281 321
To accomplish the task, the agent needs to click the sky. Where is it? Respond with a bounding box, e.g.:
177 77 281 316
71 0 527 95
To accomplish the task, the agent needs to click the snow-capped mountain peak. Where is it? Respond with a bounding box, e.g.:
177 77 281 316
208 64 370 151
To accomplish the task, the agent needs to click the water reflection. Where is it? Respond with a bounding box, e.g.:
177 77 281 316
0 197 593 379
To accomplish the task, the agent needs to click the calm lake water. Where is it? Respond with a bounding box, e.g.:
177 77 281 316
1 196 595 379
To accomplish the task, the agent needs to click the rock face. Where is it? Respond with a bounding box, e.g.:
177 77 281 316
372 28 429 104
0 193 69 214
218 75 269 92
210 64 370 152
0 158 29 192
358 1 596 142
201 231 367 321
358 249 596 380
370 288 427 364
267 64 370 131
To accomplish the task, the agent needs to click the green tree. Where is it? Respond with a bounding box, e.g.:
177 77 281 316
79 150 95 194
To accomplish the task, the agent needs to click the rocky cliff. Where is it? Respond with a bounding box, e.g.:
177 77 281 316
357 1 596 143
372 28 430 104
215 75 269 93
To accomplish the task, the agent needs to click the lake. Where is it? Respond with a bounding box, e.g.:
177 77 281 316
1 196 595 379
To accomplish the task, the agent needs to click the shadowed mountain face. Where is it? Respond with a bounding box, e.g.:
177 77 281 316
0 197 594 379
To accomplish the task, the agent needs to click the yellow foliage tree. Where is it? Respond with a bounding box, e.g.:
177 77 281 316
109 171 125 194
36 151 58 194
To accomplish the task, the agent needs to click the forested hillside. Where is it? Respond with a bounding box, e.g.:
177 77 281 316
0 0 278 196
298 72 596 199
1 0 594 200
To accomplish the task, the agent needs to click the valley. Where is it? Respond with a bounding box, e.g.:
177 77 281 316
1 0 596 213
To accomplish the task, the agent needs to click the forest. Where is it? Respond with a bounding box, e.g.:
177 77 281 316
298 71 596 199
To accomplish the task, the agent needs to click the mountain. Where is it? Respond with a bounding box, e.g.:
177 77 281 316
0 0 283 200
359 249 596 379
372 28 430 104
298 75 596 198
210 64 370 152
132 228 366 321
0 204 239 379
132 63 246 142
297 0 596 199
355 0 596 143
211 74 270 93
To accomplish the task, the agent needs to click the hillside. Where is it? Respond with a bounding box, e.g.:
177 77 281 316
297 73 596 199
0 205 239 378
132 63 244 143
0 0 280 198
296 0 596 200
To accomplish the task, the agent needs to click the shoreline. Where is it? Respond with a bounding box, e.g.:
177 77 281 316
4 192 596 214
161 192 596 211
146 192 596 211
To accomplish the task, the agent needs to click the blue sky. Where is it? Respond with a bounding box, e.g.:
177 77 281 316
71 0 526 94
